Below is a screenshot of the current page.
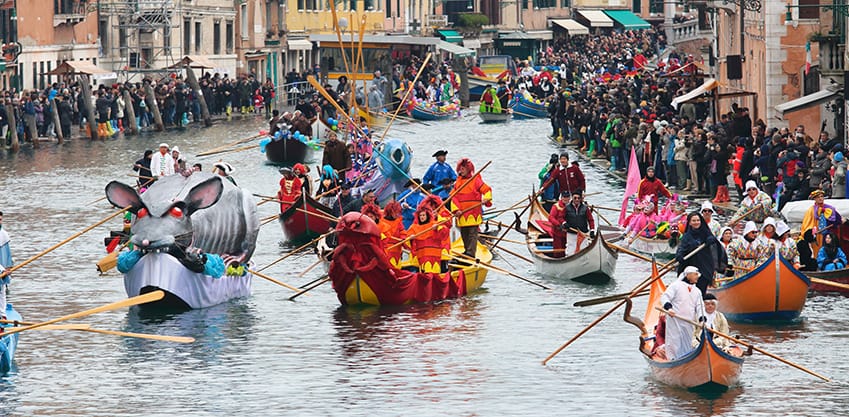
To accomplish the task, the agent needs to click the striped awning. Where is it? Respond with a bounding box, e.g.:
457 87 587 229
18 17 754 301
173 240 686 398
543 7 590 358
550 19 590 35
577 10 614 28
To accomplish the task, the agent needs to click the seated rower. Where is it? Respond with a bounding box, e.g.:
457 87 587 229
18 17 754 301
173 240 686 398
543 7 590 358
277 167 303 212
625 200 660 243
775 220 800 268
726 221 771 272
378 201 406 268
693 293 730 350
405 207 449 273
817 232 847 271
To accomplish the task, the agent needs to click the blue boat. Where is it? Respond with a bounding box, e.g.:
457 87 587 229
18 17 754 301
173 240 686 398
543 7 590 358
510 96 548 119
1 303 22 374
408 103 456 121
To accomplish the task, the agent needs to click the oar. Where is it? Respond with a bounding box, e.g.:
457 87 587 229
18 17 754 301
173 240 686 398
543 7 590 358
387 200 486 252
96 240 131 274
294 207 339 223
260 214 278 226
483 204 529 218
288 275 330 301
450 251 550 290
483 242 534 264
728 203 764 226
297 258 324 277
0 206 130 279
606 242 653 263
810 277 849 291
1 291 165 336
593 205 623 212
199 143 260 157
543 243 706 365
478 234 526 246
658 307 830 382
490 178 556 249
247 269 301 293
256 230 336 272
196 131 266 156
0 319 194 343
573 289 650 307
592 207 615 227
380 52 432 141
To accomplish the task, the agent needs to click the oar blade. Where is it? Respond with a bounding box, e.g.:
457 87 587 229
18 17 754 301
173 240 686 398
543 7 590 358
81 328 195 343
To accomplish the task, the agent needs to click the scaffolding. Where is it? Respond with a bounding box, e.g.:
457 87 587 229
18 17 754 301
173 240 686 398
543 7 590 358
95 0 183 81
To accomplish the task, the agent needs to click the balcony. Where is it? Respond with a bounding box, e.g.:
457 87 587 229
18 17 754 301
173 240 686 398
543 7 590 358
53 1 87 27
667 20 700 45
815 34 845 77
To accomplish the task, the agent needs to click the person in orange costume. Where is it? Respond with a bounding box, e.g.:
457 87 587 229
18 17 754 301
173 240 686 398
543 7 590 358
419 194 453 271
377 201 406 268
450 158 492 259
406 206 449 273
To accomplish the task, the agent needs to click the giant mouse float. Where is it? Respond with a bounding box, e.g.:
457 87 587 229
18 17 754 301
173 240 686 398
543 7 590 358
105 172 259 309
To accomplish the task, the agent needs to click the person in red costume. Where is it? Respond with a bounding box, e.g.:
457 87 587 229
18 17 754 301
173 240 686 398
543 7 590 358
277 167 303 212
551 153 586 195
378 201 405 268
637 166 671 214
406 207 449 273
547 191 571 258
450 158 492 259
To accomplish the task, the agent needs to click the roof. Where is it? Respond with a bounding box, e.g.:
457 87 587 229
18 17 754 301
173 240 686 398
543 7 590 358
550 19 590 35
437 40 475 58
671 78 719 109
167 55 217 69
577 10 614 27
45 60 111 76
308 34 441 46
775 87 842 115
604 10 651 30
436 29 462 44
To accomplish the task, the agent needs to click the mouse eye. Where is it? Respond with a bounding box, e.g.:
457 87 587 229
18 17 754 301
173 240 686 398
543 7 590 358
137 208 148 218
169 207 183 218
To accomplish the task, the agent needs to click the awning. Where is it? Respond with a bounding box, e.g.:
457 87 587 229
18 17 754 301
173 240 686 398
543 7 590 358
287 39 313 51
604 10 651 30
436 29 463 44
463 39 481 49
437 40 475 58
550 19 590 35
671 78 719 109
45 60 111 76
577 10 614 28
166 55 217 69
775 88 842 115
244 51 266 59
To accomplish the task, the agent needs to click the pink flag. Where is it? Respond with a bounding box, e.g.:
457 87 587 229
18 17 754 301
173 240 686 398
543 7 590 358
619 147 642 226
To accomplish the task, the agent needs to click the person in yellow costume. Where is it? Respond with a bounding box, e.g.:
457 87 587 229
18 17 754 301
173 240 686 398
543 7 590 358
801 189 844 256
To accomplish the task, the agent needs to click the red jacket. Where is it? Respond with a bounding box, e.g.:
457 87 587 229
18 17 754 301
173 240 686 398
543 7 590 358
552 164 586 194
637 178 671 213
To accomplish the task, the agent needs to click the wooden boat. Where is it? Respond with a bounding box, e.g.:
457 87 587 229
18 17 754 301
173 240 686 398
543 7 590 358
806 268 849 294
624 274 745 391
329 213 490 306
408 102 457 121
1 304 22 374
509 96 548 119
628 235 676 258
279 193 335 245
709 248 810 322
525 199 618 284
264 136 313 166
479 111 511 123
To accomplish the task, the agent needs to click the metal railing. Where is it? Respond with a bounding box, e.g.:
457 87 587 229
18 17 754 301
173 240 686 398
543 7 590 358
274 80 318 107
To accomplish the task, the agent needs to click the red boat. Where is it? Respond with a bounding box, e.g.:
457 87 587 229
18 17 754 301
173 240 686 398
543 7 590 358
806 269 849 294
279 194 334 245
329 212 490 306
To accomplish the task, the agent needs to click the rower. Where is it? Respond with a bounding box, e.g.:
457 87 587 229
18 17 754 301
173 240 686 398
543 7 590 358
406 207 449 273
378 201 406 268
661 266 706 361
547 191 571 258
725 221 771 272
423 150 457 200
564 190 596 253
0 211 12 320
277 167 303 212
450 158 493 259
398 178 426 230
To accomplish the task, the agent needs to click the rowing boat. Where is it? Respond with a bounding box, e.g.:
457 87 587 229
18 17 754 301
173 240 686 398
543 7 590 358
525 198 617 284
263 136 313 166
479 111 511 123
805 268 849 294
509 96 548 119
624 274 745 391
628 235 676 258
709 247 810 322
408 102 458 121
1 303 22 374
279 193 335 245
329 212 489 306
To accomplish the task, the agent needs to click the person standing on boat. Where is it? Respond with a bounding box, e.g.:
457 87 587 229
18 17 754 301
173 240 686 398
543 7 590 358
725 221 771 273
293 164 312 197
700 201 721 237
817 232 847 271
0 212 12 318
801 189 843 257
378 201 406 268
133 150 154 189
423 150 457 200
637 167 671 214
661 265 706 361
451 158 493 259
551 153 585 196
564 190 596 254
277 167 303 213
538 154 561 213
732 180 777 224
693 293 730 350
150 143 175 179
399 179 426 229
406 207 449 273
675 212 727 295
548 191 571 259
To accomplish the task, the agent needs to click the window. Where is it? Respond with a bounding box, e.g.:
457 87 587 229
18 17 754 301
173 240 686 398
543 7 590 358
349 0 356 10
141 48 153 69
46 61 52 85
119 27 127 58
562 0 570 7
240 4 248 38
322 47 388 73
184 19 191 54
214 22 221 55
99 18 109 55
195 22 202 53
534 0 556 7
522 0 528 9
0 10 16 43
54 0 74 14
798 0 819 19
386 0 391 17
298 0 305 10
226 21 234 53
39 61 45 90
803 64 820 96
31 62 36 90
364 0 374 10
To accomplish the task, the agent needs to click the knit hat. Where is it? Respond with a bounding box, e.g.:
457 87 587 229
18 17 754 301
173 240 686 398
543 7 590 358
836 152 844 162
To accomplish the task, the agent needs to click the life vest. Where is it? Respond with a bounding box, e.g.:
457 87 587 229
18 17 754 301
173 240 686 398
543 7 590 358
565 203 590 233
450 175 492 227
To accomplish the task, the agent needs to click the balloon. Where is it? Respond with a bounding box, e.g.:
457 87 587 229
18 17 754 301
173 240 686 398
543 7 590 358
259 129 268 135
328 118 335 125
274 131 281 139
331 126 337 131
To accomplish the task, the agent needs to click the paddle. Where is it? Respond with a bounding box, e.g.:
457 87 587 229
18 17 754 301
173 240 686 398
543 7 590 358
247 269 302 293
198 143 260 157
482 204 530 218
450 251 550 290
573 289 650 307
542 243 706 365
294 207 339 223
728 202 764 226
289 275 330 301
196 131 266 156
606 242 653 263
0 206 130 279
1 291 165 336
810 277 849 291
479 239 534 264
658 307 830 382
0 319 194 343
490 180 556 249
256 230 336 273
379 52 432 141
592 207 615 227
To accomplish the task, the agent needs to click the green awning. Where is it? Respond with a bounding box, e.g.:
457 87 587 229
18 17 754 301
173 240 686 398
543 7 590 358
603 10 651 30
437 29 463 44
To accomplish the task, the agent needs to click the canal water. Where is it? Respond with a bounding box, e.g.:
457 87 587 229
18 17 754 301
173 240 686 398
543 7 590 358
0 112 847 416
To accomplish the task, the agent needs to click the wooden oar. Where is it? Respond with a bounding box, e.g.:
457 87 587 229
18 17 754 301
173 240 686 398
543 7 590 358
1 291 165 336
0 206 130 279
256 230 336 272
294 207 339 223
248 269 301 292
593 205 622 212
0 319 194 343
591 206 615 227
387 200 486 251
196 132 266 156
96 240 131 274
297 258 324 277
658 307 830 382
606 242 653 263
573 289 650 307
450 251 550 290
810 277 849 291
478 234 525 246
199 143 260 157
728 203 763 226
543 243 706 365
482 240 534 264
482 204 529 218
289 275 330 301
380 52 432 141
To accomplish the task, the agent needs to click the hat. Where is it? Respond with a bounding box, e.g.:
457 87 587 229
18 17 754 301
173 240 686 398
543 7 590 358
679 265 701 280
745 180 758 191
646 166 655 172
776 220 791 237
700 201 715 214
432 150 448 158
743 221 758 236
809 189 826 199
159 143 169 149
421 183 435 192
560 191 572 198
403 178 422 188
279 167 293 175
835 152 844 163
761 217 776 231
720 226 734 237
171 146 180 154
703 293 718 302
213 162 233 175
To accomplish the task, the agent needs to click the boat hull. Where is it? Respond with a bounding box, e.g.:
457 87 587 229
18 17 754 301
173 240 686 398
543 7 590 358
264 137 312 166
479 111 511 123
646 330 744 391
124 253 252 310
510 97 548 119
0 304 21 374
709 252 810 322
278 194 334 245
409 105 455 121
629 235 676 258
806 269 849 293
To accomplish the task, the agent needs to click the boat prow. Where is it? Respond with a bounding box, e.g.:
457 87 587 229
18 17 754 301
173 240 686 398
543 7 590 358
644 328 745 392
278 193 335 245
1 304 22 374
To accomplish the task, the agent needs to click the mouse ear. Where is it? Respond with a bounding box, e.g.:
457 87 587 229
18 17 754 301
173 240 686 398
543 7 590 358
105 181 144 213
185 176 223 215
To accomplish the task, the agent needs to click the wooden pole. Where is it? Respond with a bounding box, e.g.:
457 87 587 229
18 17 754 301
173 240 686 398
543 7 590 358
143 80 164 132
810 277 849 291
380 53 432 141
573 289 650 307
122 89 139 135
50 97 64 143
288 275 330 301
450 251 550 290
5 103 19 152
0 319 194 343
248 269 302 292
184 64 212 127
256 230 336 273
78 74 99 140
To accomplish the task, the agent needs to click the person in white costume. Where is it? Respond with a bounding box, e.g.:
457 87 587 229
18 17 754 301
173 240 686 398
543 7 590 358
660 265 706 360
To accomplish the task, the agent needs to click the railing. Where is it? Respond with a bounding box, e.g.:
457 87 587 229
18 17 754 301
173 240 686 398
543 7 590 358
818 37 845 76
274 81 318 108
666 20 700 45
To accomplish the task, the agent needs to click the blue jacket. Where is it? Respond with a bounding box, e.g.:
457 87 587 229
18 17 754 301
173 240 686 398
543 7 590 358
422 161 457 188
398 189 425 229
817 247 847 271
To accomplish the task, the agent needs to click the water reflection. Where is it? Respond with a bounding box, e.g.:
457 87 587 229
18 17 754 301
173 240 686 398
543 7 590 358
642 378 743 414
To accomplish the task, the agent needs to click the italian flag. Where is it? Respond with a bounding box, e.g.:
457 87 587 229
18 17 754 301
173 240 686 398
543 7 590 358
805 41 811 75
